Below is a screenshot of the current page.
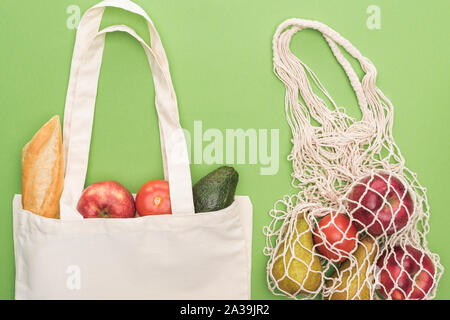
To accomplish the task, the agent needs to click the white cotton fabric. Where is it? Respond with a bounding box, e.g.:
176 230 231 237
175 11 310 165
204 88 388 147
13 0 252 300
13 195 252 300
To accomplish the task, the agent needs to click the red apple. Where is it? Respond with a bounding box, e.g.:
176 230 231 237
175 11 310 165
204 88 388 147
77 181 135 218
347 172 413 236
377 245 435 300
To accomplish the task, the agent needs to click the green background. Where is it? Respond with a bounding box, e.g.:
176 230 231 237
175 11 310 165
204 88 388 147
0 0 449 299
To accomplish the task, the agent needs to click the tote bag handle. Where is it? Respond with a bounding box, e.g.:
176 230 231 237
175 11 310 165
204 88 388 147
60 0 194 219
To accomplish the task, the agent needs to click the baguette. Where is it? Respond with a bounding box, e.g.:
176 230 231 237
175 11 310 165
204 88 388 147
22 115 64 219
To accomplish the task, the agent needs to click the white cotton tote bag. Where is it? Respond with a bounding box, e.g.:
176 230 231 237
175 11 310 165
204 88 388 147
12 0 252 300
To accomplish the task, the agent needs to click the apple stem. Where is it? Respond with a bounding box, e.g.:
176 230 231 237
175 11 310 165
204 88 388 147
99 209 110 218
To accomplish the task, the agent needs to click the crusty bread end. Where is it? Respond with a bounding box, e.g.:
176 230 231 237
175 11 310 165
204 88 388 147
22 115 63 219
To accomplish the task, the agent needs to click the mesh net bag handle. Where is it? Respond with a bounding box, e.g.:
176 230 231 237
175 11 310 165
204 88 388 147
264 18 443 300
272 18 398 194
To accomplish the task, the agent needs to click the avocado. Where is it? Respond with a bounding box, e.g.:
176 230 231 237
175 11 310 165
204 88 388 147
193 166 239 213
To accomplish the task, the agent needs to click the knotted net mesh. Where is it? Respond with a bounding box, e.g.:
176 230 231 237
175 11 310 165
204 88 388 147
263 19 443 300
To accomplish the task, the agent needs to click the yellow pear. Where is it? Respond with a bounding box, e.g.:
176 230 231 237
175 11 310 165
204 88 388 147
271 213 322 295
325 236 378 300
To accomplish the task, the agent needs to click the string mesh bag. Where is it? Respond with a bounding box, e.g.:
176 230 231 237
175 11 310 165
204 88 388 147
263 19 443 300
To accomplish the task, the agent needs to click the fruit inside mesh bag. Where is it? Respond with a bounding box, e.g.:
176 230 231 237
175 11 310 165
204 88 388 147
313 212 359 263
376 245 436 300
324 236 378 300
346 172 414 237
270 212 323 297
